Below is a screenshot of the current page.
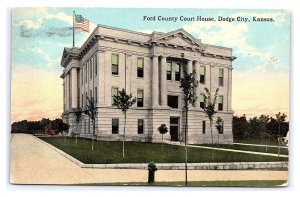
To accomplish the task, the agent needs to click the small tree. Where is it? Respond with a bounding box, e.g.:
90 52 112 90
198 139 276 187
158 124 168 149
113 88 136 159
83 97 97 151
73 108 82 145
179 64 199 187
203 88 219 144
215 117 223 146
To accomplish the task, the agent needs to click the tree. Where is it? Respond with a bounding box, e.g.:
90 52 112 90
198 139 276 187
232 115 248 139
73 108 82 145
112 88 136 158
83 96 97 151
203 87 219 144
276 112 287 137
215 117 223 146
157 124 168 149
179 65 199 187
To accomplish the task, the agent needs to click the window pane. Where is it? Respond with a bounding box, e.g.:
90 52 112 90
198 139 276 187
112 54 118 65
137 90 143 98
202 121 206 134
138 119 144 134
218 95 223 103
137 58 144 68
112 119 119 134
219 68 224 77
199 94 204 102
112 65 118 74
167 63 172 71
200 66 205 75
175 63 180 72
168 95 178 108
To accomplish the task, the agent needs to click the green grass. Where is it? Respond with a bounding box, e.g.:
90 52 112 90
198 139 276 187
39 137 288 164
81 180 287 187
197 144 289 155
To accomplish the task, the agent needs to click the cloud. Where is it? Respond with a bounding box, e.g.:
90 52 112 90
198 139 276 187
232 70 289 119
11 66 63 123
20 25 73 38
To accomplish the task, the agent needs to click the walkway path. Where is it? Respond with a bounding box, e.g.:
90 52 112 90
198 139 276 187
234 142 288 149
10 134 288 185
187 145 288 158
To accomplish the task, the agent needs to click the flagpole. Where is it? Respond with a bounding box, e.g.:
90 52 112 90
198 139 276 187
73 11 75 48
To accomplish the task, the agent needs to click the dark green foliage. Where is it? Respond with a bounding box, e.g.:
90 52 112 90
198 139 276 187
215 117 223 134
11 118 59 134
233 112 289 139
39 137 288 164
233 115 249 139
47 118 69 132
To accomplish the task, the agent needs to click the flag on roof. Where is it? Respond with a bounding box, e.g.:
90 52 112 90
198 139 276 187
75 14 89 33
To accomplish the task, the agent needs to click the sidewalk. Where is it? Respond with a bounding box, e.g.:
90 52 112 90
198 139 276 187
10 134 288 185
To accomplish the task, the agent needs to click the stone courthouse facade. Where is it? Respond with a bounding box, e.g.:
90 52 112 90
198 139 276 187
60 24 236 144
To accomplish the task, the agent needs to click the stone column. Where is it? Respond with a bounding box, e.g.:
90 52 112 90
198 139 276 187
194 61 200 108
160 56 167 107
228 67 233 111
71 67 78 108
186 59 193 74
65 73 69 110
152 55 159 108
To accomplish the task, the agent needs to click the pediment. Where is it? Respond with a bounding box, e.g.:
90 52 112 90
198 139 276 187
156 29 205 49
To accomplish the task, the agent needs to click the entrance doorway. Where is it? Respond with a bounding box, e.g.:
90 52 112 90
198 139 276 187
170 117 179 141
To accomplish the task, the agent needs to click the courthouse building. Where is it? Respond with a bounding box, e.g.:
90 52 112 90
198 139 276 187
60 24 236 144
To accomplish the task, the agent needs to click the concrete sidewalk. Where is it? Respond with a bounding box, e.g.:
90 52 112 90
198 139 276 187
187 144 288 158
10 134 288 185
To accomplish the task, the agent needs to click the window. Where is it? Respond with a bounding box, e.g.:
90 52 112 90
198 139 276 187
81 94 83 108
112 54 119 75
111 87 119 105
95 87 97 103
112 119 119 134
137 89 144 107
199 94 205 109
202 121 206 134
219 121 224 134
90 58 92 79
168 95 178 108
90 90 92 100
219 68 224 86
137 58 144 78
218 95 223 111
167 62 172 80
137 119 144 134
200 66 206 84
94 54 97 75
175 63 181 81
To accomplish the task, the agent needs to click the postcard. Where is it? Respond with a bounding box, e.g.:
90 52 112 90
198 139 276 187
10 8 290 187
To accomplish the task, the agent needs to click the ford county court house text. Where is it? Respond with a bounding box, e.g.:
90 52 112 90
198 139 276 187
60 24 236 144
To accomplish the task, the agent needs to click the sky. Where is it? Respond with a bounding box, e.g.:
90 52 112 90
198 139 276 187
11 8 290 122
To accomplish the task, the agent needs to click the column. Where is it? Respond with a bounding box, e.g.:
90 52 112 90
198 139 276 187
160 56 167 107
228 67 233 111
194 61 200 108
152 55 159 107
71 67 78 108
187 59 193 74
65 73 69 110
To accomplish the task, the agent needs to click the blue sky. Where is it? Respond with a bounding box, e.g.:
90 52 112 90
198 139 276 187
11 8 290 121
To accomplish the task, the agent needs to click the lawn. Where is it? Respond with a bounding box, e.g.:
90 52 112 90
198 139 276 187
91 180 287 187
197 144 289 155
39 137 288 164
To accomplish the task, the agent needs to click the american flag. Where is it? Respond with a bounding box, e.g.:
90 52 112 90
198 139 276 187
75 14 89 33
